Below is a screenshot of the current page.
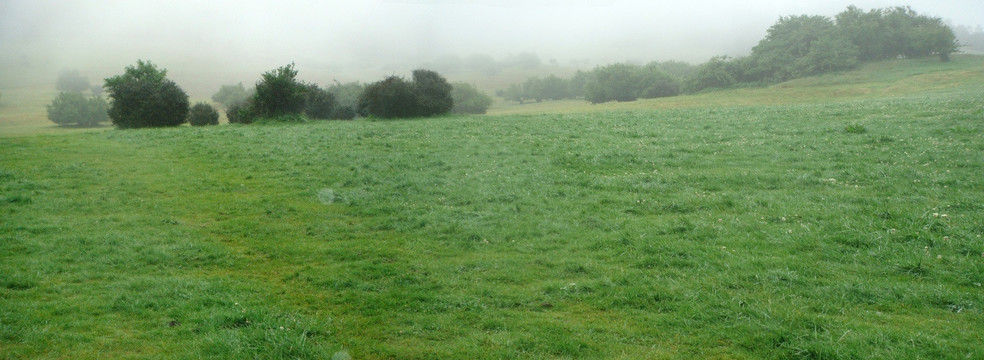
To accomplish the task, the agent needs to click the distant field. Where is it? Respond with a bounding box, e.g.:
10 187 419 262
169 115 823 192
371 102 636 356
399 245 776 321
1 57 983 358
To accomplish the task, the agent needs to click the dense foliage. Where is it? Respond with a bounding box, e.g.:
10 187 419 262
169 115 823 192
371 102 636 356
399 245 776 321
188 102 220 126
46 91 109 127
104 60 189 129
501 5 959 100
357 69 453 119
253 64 307 118
302 83 337 120
226 100 256 124
450 82 494 114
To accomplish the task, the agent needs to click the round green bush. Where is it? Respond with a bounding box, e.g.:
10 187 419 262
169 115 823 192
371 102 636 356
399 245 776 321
104 60 189 129
188 102 220 126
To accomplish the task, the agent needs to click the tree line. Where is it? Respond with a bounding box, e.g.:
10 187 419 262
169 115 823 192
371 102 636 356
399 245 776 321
503 5 960 104
47 62 495 129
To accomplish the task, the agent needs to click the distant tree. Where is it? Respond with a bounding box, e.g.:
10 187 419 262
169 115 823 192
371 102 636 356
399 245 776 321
836 5 892 61
951 23 984 53
253 63 307 118
211 83 250 108
636 65 680 98
411 69 453 117
750 15 849 82
837 5 959 61
46 92 109 127
451 82 494 114
647 60 698 81
56 69 91 93
500 83 527 104
584 63 641 103
188 102 219 126
357 76 418 118
568 70 591 98
357 69 453 119
539 75 570 101
303 83 337 119
104 60 189 129
685 56 739 93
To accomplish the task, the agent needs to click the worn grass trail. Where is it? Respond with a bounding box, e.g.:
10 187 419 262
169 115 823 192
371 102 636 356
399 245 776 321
2 81 984 357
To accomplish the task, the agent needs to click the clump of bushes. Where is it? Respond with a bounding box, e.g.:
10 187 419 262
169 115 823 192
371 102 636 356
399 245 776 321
357 69 453 119
188 102 219 126
104 60 189 129
303 83 337 119
46 92 109 127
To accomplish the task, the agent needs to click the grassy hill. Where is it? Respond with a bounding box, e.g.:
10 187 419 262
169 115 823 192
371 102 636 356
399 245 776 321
1 56 983 358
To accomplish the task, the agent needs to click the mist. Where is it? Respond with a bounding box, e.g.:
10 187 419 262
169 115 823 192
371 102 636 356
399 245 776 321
2 0 981 97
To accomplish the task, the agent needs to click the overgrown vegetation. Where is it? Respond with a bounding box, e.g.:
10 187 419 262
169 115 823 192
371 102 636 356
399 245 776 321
103 60 189 129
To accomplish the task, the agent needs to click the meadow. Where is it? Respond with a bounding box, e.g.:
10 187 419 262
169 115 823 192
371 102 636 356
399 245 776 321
1 56 983 359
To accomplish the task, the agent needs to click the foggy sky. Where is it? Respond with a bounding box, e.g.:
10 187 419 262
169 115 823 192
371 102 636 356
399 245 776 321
2 0 981 94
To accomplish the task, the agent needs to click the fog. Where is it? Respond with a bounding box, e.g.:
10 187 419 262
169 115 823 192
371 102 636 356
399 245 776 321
2 0 981 96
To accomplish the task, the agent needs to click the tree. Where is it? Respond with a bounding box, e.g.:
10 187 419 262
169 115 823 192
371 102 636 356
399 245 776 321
56 69 91 93
47 92 109 127
303 83 337 119
411 69 453 117
584 63 641 103
188 102 219 126
253 63 307 118
357 76 417 119
326 81 364 115
211 83 250 108
636 65 680 98
104 60 189 129
500 83 527 104
226 100 256 124
685 56 738 93
357 69 454 119
450 82 494 114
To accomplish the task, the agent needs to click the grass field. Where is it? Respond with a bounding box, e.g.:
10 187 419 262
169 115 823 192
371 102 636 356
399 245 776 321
2 56 983 359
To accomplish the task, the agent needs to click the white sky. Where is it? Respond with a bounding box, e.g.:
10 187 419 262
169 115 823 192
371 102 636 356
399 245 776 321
1 0 981 89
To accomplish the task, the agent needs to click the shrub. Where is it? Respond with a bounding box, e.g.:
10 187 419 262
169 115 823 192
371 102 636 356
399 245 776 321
188 102 220 126
303 83 337 119
211 83 250 108
358 76 417 119
451 82 493 114
358 69 454 119
46 92 109 127
253 63 306 118
411 69 453 117
104 60 189 129
226 99 256 124
56 69 91 93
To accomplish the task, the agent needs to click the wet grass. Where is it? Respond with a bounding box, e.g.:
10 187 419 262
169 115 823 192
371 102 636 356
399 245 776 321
2 58 983 358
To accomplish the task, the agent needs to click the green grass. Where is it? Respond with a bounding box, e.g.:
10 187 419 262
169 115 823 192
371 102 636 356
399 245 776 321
2 57 984 358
